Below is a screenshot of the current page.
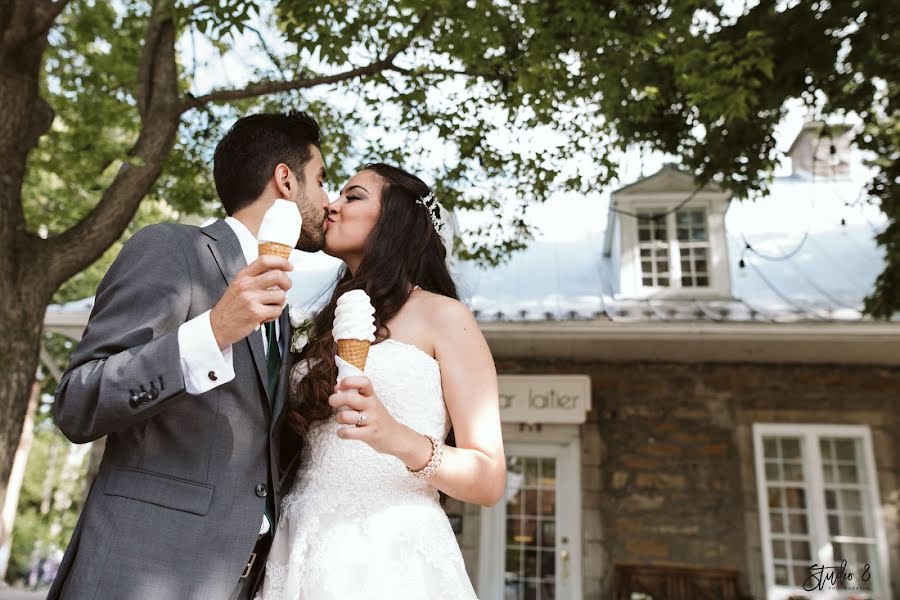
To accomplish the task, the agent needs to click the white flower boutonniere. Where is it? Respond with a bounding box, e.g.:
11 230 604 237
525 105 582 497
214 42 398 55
288 305 316 354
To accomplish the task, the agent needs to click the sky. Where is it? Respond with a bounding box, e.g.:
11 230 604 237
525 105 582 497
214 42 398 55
180 10 836 238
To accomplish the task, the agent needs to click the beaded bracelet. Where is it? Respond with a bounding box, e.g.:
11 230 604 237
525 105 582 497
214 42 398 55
407 434 444 480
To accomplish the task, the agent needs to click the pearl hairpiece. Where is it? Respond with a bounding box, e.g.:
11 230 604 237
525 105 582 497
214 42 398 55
415 191 446 234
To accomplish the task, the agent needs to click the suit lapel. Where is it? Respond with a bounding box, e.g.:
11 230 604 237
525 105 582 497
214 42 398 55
202 220 269 401
270 307 292 430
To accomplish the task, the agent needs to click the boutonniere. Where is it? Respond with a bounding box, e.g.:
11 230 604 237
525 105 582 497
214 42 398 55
288 305 316 354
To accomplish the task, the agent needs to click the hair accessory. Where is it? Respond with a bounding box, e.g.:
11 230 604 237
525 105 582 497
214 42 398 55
415 192 446 234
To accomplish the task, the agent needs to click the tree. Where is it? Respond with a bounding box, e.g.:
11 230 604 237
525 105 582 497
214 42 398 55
1 0 896 509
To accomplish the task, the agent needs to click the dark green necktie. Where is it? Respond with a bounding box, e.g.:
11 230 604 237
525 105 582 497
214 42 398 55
263 320 280 535
265 320 281 396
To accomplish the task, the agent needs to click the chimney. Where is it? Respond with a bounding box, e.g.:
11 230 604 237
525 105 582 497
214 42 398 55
787 121 853 179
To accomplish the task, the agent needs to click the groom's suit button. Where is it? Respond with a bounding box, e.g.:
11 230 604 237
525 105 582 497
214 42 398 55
138 391 150 403
255 483 268 497
129 394 140 408
208 371 218 382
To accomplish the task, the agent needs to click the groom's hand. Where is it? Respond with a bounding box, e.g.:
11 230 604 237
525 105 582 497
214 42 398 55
210 255 293 350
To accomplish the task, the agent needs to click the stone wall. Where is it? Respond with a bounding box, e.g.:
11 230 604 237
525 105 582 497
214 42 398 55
467 359 900 600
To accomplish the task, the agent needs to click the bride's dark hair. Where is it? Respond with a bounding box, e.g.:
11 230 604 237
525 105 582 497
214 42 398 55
287 163 459 443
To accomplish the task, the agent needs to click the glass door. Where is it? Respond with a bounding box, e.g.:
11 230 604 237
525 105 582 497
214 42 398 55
479 440 582 599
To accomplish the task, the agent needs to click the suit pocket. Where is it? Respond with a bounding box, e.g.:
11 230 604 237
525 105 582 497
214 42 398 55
103 467 214 516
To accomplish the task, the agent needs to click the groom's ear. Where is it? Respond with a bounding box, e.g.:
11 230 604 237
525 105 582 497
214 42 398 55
273 163 295 197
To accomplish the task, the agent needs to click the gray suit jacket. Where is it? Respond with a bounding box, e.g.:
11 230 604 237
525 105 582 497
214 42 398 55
48 220 299 600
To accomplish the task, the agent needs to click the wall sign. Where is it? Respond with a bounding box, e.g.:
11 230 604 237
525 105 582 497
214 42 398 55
497 375 591 424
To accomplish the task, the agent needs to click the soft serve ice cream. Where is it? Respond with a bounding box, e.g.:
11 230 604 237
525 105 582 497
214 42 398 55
257 199 302 258
333 290 376 371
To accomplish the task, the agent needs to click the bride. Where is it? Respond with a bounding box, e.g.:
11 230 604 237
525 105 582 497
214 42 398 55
256 163 506 599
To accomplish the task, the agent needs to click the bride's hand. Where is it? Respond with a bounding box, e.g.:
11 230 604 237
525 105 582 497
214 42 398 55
328 376 402 455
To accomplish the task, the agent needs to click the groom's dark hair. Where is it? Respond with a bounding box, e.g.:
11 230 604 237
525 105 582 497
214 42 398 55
213 111 322 215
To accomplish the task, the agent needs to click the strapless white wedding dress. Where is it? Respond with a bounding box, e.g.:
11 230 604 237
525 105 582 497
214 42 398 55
255 339 478 600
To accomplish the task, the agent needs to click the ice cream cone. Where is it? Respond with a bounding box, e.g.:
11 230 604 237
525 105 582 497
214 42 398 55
258 241 292 259
257 199 302 259
333 290 376 374
337 339 371 371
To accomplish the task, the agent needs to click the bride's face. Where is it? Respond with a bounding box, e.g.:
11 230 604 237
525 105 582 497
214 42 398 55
324 170 383 263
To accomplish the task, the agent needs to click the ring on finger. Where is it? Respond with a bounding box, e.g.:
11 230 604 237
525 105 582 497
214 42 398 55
355 412 366 427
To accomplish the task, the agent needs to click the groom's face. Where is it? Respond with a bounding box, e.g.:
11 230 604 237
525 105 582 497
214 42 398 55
292 145 329 252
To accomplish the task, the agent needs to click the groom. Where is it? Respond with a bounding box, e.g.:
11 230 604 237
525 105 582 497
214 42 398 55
48 111 329 599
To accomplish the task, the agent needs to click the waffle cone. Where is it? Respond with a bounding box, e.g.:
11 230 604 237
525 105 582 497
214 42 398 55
337 339 370 370
258 241 292 259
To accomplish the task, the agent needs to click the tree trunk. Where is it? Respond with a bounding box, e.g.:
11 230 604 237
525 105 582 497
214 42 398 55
0 5 59 533
0 1 181 510
0 378 39 580
0 280 54 538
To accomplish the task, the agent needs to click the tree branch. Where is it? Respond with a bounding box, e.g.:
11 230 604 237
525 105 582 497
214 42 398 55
246 25 289 82
136 0 171 118
180 50 406 113
389 63 511 83
180 12 437 113
44 2 182 285
27 0 72 40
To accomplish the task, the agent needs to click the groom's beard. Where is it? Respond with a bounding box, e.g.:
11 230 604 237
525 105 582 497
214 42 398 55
297 224 325 252
295 190 327 252
296 210 327 252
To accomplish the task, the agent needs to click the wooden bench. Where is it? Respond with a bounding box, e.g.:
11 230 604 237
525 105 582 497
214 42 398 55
612 562 744 600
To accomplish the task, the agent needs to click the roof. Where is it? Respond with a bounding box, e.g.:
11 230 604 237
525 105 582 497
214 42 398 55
269 162 890 324
611 164 726 197
45 156 894 336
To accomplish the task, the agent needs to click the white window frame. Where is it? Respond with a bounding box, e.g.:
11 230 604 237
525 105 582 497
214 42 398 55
635 206 712 292
634 204 716 292
673 206 712 288
618 195 731 299
636 210 673 288
752 423 891 600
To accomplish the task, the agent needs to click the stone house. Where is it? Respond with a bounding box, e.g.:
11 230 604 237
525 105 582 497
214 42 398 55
440 122 898 600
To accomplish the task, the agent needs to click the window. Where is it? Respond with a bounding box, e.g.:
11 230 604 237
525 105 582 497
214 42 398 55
761 437 813 588
636 207 710 289
753 425 888 600
637 212 669 287
676 208 710 287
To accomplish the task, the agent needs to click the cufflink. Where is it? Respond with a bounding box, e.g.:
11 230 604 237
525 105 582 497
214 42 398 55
208 371 217 382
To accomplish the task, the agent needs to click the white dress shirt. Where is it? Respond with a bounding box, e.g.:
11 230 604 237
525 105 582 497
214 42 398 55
176 216 280 535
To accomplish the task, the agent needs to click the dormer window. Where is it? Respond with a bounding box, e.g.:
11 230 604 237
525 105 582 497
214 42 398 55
636 207 711 290
676 208 710 288
637 212 670 287
607 165 733 300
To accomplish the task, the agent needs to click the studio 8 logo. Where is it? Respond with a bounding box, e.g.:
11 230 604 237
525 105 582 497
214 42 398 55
803 560 872 593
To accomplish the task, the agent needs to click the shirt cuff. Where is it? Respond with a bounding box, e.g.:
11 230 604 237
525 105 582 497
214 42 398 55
178 310 235 395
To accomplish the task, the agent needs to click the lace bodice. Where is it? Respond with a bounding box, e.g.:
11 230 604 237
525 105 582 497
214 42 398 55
285 338 449 511
257 339 477 600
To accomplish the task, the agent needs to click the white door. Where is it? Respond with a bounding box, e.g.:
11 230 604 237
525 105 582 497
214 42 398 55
478 437 582 600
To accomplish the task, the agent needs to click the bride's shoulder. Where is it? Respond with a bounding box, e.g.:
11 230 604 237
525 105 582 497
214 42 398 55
414 292 478 333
